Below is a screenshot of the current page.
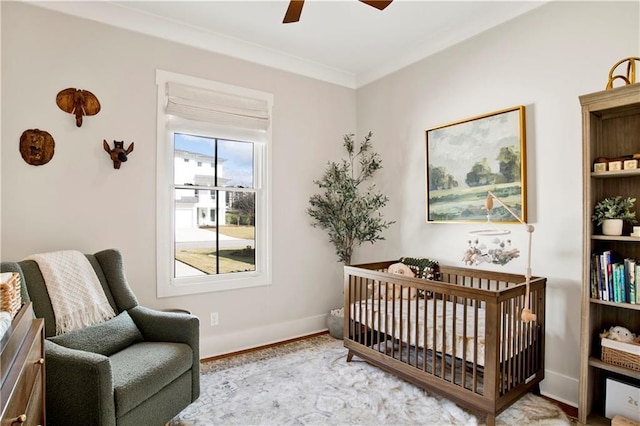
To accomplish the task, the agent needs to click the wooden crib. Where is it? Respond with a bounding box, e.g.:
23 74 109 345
343 261 546 426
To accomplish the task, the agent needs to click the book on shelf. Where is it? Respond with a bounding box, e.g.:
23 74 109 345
611 263 622 303
602 250 613 301
624 258 635 303
636 262 640 303
590 253 599 299
590 250 640 303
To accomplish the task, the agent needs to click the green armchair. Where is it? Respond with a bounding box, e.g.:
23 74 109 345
1 248 200 426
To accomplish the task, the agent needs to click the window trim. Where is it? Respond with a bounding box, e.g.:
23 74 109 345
155 70 272 298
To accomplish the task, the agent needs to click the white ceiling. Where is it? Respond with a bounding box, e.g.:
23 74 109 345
31 0 546 88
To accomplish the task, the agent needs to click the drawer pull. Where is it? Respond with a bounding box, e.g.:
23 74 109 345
36 358 44 365
13 414 27 423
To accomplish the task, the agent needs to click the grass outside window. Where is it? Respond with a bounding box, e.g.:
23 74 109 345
176 225 255 274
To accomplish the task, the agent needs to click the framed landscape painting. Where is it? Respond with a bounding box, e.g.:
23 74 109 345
425 106 527 223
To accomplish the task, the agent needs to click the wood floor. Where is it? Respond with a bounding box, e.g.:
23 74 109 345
541 395 578 421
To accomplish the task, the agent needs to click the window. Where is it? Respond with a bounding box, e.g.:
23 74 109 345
156 70 272 297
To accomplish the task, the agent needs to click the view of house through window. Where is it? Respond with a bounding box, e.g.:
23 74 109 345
173 133 256 277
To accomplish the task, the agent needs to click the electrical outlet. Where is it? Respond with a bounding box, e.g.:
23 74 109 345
210 312 219 326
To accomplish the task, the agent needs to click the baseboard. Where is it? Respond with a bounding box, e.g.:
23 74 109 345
540 368 579 408
200 313 328 358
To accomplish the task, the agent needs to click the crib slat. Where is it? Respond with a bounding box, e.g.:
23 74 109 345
362 279 367 345
440 294 446 378
350 275 357 341
384 283 396 358
387 283 402 358
472 300 479 393
376 280 383 353
528 289 535 375
517 294 524 386
531 288 536 372
451 294 457 385
507 296 515 392
507 296 513 393
462 296 468 389
512 295 517 390
414 295 419 368
510 296 516 391
398 283 404 363
431 292 437 376
422 294 428 372
363 279 369 348
499 298 506 394
439 295 443 375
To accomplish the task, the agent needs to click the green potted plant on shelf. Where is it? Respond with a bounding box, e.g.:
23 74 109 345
592 196 637 236
307 131 395 338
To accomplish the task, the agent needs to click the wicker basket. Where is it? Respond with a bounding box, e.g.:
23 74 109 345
0 272 21 318
602 340 640 371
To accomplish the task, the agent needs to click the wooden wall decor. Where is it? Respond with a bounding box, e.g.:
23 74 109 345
19 129 55 166
56 88 101 127
103 140 134 169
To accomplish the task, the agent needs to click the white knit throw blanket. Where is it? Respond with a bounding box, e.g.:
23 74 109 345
25 250 115 335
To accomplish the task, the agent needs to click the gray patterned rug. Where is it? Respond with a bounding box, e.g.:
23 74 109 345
169 334 569 425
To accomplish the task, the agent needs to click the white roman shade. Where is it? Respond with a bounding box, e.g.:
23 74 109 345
166 82 270 131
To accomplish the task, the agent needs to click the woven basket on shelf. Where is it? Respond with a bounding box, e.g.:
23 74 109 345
0 272 21 319
602 345 640 371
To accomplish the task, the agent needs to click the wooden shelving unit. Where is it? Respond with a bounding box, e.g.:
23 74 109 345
579 83 640 424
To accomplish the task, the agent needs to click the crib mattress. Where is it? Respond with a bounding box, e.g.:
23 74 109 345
350 298 488 366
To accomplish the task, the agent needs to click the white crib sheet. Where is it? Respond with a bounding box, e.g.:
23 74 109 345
351 298 488 366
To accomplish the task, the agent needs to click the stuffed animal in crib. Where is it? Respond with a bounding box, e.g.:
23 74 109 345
601 325 637 343
368 262 417 300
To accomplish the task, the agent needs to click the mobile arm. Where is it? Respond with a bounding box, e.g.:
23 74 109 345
486 191 537 323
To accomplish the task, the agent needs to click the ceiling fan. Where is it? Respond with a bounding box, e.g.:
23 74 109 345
283 0 393 24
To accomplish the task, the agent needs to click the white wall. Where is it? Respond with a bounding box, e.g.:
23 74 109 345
355 1 640 406
1 2 355 355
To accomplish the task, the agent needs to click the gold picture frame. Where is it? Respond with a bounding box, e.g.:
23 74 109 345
425 106 527 223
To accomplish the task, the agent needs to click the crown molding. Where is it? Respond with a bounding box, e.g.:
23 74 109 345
28 1 358 89
27 1 545 90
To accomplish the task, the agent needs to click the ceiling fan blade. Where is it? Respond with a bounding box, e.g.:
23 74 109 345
283 0 305 23
359 0 393 11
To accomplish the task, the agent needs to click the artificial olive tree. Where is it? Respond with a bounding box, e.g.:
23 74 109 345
307 132 394 265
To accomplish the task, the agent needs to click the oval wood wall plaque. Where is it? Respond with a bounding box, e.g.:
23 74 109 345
19 129 55 166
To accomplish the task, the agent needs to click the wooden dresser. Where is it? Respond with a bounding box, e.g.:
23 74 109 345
0 303 45 425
